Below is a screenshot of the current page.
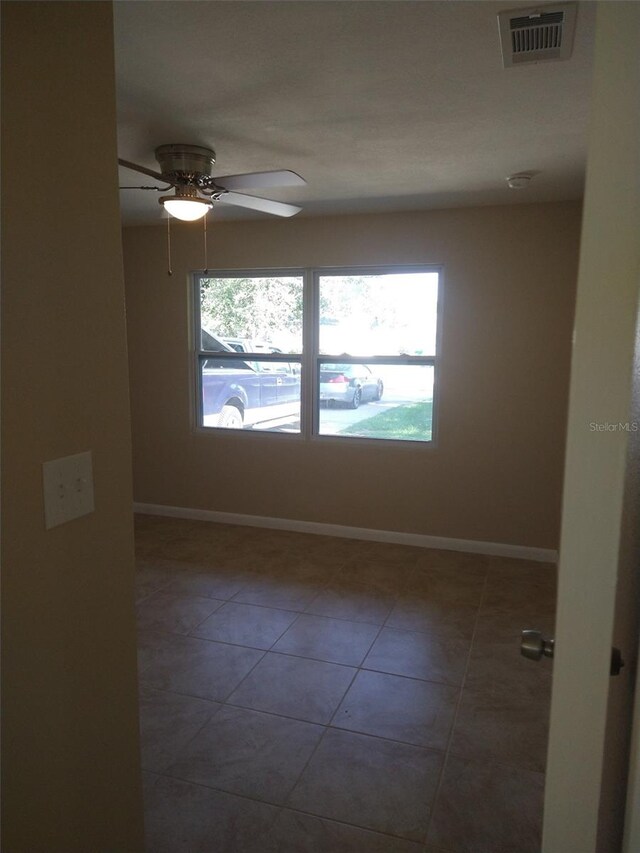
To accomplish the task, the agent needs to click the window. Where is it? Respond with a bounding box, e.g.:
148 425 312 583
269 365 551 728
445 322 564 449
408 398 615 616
194 267 441 443
196 273 304 433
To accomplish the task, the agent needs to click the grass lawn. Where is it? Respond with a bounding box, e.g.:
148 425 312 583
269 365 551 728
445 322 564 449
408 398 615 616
340 401 433 441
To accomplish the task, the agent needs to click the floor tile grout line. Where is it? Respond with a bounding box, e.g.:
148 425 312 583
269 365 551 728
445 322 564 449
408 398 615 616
269 606 379 643
278 648 367 810
139 569 480 707
134 574 184 605
358 662 464 689
427 747 548 779
422 567 490 850
379 565 469 850
181 594 400 629
207 695 333 730
233 594 423 628
221 644 468 688
277 801 436 846
272 618 383 668
141 678 461 756
275 801 430 846
203 586 344 716
137 526 510 851
149 766 431 845
187 599 228 633
155 697 225 775
261 606 307 651
144 676 549 777
325 718 451 753
325 613 395 728
274 608 395 812
142 633 274 709
152 766 293 813
216 646 272 704
138 584 488 677
136 564 485 630
142 623 383 664
194 596 316 618
139 585 228 607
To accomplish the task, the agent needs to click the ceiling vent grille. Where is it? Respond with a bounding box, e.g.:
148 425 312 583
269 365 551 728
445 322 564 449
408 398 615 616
498 4 577 67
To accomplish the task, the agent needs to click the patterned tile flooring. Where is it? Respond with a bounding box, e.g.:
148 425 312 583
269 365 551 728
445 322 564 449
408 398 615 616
136 515 556 853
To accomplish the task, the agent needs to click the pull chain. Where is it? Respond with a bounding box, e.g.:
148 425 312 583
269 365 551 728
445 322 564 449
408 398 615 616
203 212 209 274
166 215 173 276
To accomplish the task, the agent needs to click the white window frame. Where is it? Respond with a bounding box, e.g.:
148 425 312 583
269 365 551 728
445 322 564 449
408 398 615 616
193 268 305 436
193 264 443 447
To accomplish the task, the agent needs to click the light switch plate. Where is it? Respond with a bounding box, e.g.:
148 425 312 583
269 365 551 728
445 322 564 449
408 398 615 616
42 451 95 529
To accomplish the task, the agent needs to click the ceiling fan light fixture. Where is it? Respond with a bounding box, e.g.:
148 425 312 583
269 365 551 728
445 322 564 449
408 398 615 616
506 173 534 190
160 195 213 221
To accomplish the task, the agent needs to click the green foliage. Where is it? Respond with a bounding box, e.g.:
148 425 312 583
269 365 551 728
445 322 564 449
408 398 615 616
200 275 377 345
318 276 372 320
200 273 431 356
339 401 433 441
200 277 303 343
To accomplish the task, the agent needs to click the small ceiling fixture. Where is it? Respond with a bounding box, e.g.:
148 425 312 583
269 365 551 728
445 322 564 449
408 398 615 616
506 172 534 189
159 186 213 221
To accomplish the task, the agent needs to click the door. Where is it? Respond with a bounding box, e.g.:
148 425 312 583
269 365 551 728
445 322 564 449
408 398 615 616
542 4 640 852
273 362 301 407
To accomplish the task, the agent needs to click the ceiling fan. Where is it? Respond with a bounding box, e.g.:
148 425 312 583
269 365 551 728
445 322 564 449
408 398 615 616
118 144 305 221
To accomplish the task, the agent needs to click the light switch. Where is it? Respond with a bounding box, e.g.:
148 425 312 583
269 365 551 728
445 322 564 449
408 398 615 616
42 451 95 529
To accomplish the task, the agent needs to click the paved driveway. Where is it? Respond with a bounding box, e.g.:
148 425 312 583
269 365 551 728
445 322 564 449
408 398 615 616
318 399 395 434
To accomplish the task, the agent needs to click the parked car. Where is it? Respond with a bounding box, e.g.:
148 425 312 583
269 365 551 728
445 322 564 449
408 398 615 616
319 364 383 409
222 338 283 354
221 337 301 376
201 329 300 428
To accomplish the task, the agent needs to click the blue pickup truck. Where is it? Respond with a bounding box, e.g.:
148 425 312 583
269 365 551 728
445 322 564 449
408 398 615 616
201 330 300 429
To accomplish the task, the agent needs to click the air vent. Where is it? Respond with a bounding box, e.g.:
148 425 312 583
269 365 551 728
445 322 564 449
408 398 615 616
498 4 577 67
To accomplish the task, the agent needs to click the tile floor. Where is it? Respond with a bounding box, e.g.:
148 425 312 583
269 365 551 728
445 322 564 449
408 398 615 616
136 514 556 853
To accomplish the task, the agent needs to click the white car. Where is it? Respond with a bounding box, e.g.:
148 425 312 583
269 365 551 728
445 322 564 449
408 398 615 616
319 364 384 409
222 338 282 355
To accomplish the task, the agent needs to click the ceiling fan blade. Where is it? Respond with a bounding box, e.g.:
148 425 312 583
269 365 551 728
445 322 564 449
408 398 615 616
119 185 173 191
118 157 167 183
217 191 302 217
215 170 306 191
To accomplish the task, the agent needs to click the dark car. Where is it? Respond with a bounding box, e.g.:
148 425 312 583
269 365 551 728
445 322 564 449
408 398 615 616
201 329 300 428
319 364 383 409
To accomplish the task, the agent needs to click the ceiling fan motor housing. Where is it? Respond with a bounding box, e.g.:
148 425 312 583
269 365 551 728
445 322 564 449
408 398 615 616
155 144 216 184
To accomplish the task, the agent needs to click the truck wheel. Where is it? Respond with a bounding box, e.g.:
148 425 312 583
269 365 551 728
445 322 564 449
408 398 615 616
218 405 243 429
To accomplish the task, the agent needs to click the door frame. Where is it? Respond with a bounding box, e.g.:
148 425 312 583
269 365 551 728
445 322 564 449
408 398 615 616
542 4 640 851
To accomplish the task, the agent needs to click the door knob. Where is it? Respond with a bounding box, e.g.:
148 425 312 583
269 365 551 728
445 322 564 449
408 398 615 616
521 629 554 661
521 629 625 676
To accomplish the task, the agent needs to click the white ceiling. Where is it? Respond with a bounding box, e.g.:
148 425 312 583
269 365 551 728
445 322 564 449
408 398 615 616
114 1 595 225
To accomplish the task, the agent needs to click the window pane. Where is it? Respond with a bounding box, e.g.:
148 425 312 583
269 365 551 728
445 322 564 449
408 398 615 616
318 364 434 442
319 272 439 356
200 276 304 354
201 359 301 433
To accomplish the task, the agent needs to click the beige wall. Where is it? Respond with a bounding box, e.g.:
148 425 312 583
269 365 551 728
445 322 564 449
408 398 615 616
124 201 580 550
1 3 144 851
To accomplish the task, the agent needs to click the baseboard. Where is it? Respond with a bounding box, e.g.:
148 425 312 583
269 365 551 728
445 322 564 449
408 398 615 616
133 502 558 563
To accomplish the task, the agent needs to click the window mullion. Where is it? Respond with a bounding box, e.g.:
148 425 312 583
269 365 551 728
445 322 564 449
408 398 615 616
301 268 316 439
316 355 436 366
